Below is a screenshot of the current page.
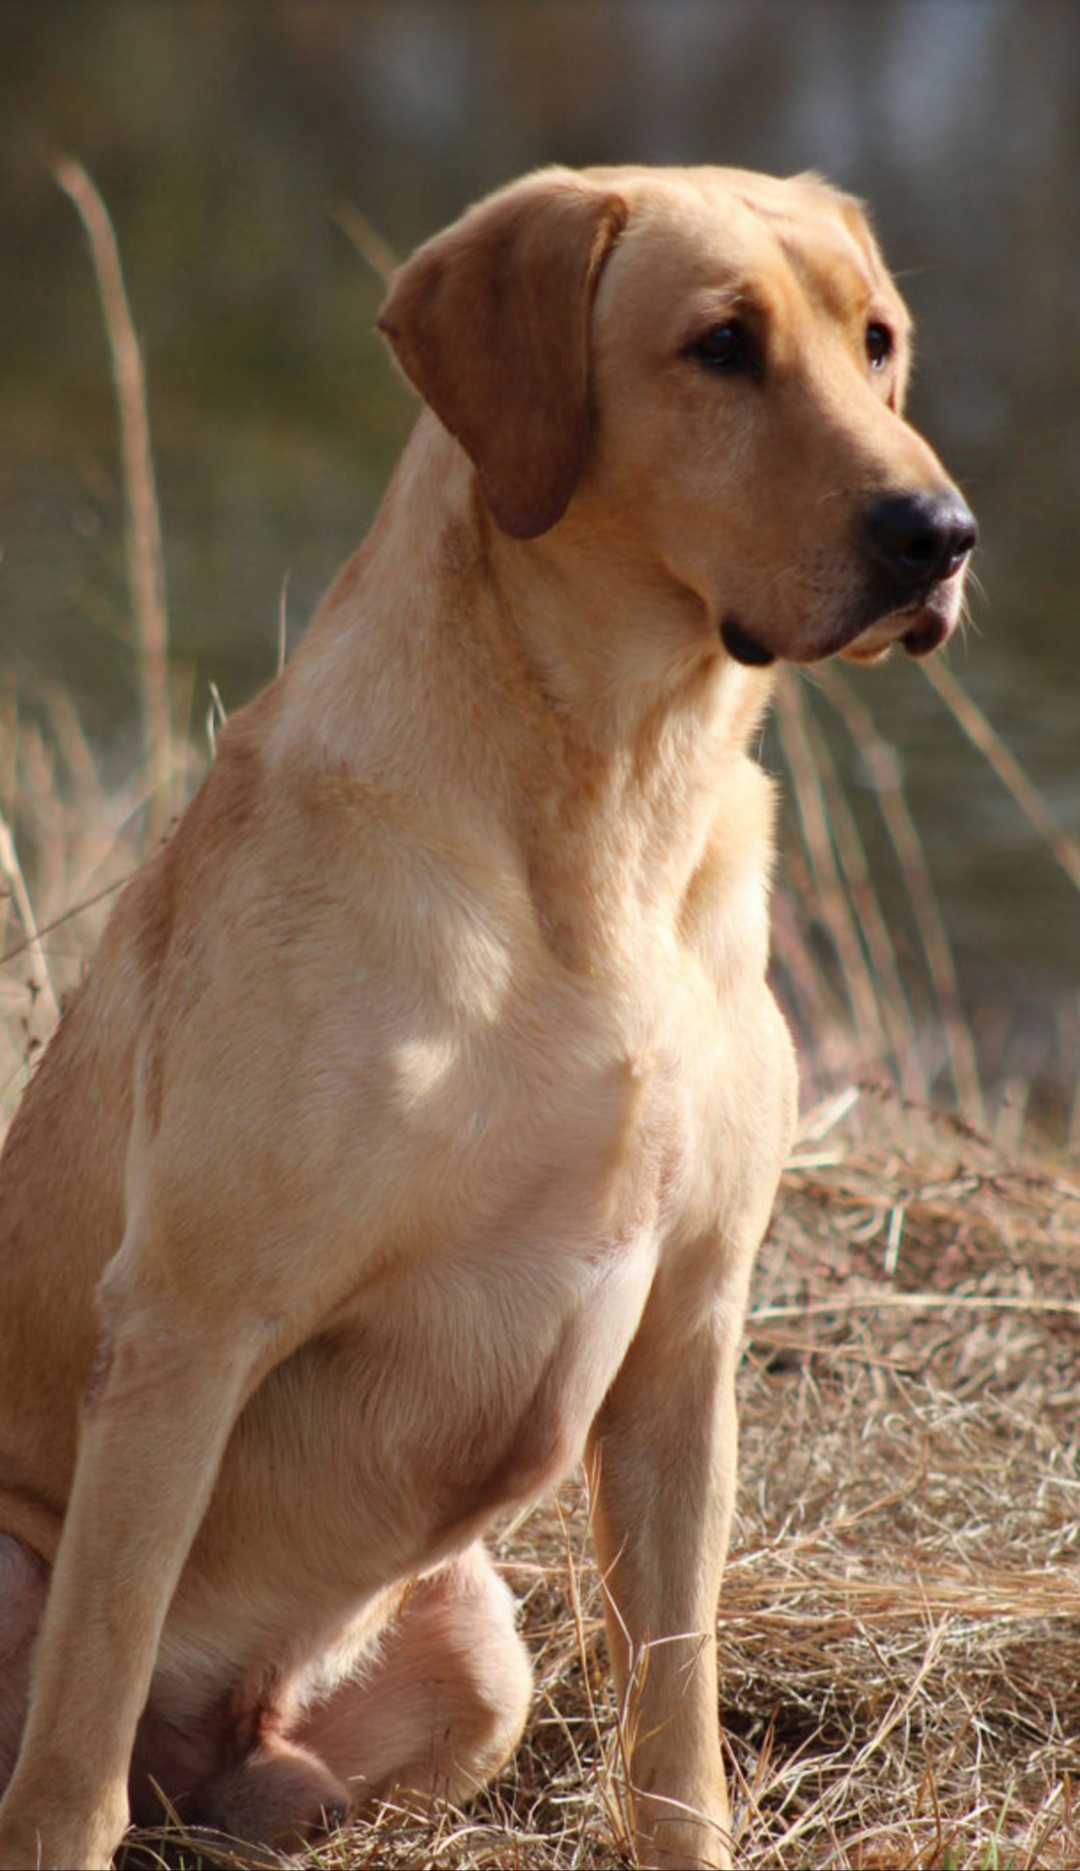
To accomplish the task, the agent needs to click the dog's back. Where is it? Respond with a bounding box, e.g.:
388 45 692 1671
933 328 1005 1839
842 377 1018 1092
0 883 148 1548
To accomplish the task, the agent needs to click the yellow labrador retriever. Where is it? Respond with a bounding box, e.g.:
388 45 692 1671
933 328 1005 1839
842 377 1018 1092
0 165 974 1870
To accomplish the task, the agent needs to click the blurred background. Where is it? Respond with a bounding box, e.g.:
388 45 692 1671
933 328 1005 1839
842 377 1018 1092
1 0 1077 1133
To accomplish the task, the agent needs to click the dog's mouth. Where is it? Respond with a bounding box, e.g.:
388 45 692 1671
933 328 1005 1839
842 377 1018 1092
837 588 958 665
721 584 960 671
898 610 952 657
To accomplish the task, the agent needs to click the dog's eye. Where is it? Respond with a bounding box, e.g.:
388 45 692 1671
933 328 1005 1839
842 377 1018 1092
866 322 893 371
688 321 749 372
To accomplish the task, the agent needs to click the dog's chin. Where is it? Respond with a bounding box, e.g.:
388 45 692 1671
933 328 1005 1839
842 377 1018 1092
721 585 961 670
839 601 956 666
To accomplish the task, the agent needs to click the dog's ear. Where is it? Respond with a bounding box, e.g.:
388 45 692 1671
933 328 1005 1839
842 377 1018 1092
377 173 628 539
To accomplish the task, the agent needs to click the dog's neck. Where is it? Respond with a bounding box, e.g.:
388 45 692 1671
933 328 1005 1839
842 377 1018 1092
290 415 777 967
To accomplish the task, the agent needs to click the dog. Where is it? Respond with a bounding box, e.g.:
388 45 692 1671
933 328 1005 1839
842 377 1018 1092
0 164 974 1870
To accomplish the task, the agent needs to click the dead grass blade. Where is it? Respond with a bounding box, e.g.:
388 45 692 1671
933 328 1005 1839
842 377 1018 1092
775 672 892 1073
0 805 59 1029
52 155 173 843
816 667 986 1123
922 658 1080 895
797 688 925 1099
334 200 399 284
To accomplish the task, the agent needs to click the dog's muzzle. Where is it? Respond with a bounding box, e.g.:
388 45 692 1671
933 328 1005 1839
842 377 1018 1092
720 488 977 669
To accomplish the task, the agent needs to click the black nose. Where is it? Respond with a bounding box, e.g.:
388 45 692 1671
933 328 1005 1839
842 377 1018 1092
863 490 977 588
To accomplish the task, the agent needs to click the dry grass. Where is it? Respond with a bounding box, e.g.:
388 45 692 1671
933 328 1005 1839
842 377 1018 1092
3 164 1079 1870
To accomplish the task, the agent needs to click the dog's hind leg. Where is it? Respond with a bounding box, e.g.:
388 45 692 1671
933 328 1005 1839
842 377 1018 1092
133 1546 529 1846
295 1543 532 1811
0 1537 47 1795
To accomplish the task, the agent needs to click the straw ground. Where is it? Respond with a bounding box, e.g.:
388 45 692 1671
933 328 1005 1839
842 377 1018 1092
0 166 1077 1869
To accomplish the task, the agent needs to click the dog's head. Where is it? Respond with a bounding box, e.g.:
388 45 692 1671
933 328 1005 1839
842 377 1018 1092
378 165 975 668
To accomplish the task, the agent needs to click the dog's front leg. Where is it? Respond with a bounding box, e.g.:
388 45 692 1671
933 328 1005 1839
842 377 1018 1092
587 1269 749 1871
0 1279 273 1871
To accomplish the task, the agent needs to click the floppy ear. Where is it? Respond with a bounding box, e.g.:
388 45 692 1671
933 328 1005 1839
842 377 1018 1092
377 172 628 539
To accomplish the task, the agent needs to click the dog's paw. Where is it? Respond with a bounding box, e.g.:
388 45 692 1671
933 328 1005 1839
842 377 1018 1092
194 1737 351 1847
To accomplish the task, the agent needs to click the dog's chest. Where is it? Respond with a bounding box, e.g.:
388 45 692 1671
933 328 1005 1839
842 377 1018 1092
313 987 725 1525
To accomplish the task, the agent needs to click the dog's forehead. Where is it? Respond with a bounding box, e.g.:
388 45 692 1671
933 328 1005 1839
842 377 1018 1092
589 165 905 334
